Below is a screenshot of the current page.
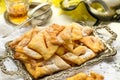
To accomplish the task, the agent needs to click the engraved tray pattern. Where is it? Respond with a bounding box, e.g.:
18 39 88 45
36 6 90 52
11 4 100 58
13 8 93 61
0 25 117 80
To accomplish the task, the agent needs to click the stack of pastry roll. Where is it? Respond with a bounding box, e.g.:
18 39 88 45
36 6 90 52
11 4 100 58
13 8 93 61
9 23 105 79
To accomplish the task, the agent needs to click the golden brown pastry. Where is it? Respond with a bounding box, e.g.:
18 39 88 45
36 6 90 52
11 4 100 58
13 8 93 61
73 46 86 56
86 76 95 80
62 46 97 65
80 36 105 53
24 55 71 79
28 31 59 60
89 71 104 80
70 23 93 36
9 27 41 49
59 26 74 52
55 46 67 56
66 71 104 80
24 60 45 79
23 46 42 59
46 23 65 45
66 72 87 80
14 52 32 63
81 27 94 36
70 23 83 41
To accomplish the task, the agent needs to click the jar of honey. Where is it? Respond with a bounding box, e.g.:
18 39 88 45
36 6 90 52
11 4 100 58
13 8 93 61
5 0 29 25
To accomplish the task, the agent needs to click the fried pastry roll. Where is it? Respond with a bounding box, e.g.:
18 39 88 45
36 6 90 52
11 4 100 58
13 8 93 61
73 46 86 56
46 24 65 45
50 55 71 70
81 27 94 36
23 46 42 59
24 55 70 79
14 52 32 63
8 35 25 49
62 47 97 65
59 26 74 52
89 71 104 80
24 60 45 79
66 72 87 80
80 36 105 53
15 38 43 60
70 23 93 36
9 27 40 49
67 71 104 80
28 31 59 60
55 46 67 56
70 23 83 40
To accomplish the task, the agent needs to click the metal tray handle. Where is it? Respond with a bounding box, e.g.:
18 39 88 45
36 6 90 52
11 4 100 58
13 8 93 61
94 25 117 44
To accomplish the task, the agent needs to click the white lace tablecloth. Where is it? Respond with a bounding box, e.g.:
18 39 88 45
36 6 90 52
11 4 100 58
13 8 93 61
0 6 120 80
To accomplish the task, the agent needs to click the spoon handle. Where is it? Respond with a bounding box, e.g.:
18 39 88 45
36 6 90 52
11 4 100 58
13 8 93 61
17 17 33 29
2 17 33 38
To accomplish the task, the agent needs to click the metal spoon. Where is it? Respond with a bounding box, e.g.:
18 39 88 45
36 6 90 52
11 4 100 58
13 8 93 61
17 3 51 29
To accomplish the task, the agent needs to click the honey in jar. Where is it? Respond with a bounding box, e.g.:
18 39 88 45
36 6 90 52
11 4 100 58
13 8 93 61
5 0 29 25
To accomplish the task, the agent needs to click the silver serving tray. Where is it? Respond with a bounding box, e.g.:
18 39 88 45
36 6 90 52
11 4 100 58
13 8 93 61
0 25 117 80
